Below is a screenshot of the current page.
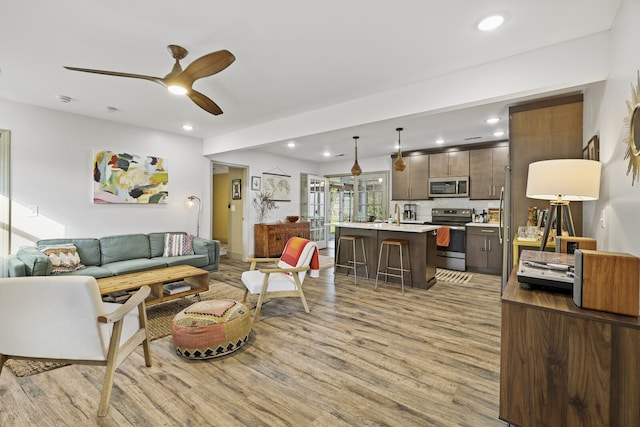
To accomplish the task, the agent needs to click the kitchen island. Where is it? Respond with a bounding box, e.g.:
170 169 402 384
333 222 439 289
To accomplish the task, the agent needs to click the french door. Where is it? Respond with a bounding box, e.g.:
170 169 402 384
301 174 328 249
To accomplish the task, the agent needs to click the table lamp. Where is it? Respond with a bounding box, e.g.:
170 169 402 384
526 159 601 250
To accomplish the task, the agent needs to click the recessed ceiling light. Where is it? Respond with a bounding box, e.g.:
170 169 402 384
287 141 296 148
435 138 445 144
493 130 505 137
478 15 504 31
323 151 331 157
182 124 194 131
485 117 500 124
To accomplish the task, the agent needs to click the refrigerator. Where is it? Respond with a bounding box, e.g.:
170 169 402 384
500 165 512 292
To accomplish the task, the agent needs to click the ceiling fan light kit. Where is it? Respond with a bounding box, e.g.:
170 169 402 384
393 127 406 172
64 44 235 116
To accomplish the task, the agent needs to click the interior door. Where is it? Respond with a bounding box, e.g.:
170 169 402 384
307 175 327 249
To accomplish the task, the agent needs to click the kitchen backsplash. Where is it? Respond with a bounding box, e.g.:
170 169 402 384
390 198 501 222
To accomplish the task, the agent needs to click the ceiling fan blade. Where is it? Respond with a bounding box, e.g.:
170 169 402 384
64 66 164 85
176 50 235 86
188 89 223 115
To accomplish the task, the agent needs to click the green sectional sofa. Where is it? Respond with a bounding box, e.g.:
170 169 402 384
7 232 220 278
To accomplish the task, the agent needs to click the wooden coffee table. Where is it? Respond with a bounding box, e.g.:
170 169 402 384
97 265 210 306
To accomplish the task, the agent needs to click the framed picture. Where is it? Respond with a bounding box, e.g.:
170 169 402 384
263 172 291 201
231 179 242 200
584 135 600 161
251 176 261 191
92 150 168 204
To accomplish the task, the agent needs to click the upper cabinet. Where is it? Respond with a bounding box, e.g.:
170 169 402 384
469 146 509 200
429 151 469 177
391 154 430 200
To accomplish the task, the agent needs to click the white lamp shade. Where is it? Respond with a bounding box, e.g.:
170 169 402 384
526 159 601 201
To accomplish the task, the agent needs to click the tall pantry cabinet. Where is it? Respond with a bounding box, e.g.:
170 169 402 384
508 94 585 239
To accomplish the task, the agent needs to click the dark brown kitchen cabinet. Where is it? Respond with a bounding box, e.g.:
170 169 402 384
466 226 502 274
254 222 310 257
391 154 429 200
429 151 469 177
469 145 508 200
509 94 584 236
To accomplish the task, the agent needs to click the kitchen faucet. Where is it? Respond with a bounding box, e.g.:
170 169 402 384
394 203 400 225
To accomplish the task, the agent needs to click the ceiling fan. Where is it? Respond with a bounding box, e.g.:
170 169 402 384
64 45 235 115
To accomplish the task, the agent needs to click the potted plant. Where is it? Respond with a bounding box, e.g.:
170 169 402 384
253 191 278 224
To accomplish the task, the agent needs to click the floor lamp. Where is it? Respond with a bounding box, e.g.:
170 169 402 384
186 195 201 237
526 159 601 251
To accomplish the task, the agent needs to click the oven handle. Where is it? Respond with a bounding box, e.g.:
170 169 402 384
437 225 466 231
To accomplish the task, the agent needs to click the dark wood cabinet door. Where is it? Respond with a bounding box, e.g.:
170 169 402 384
429 153 449 177
465 234 487 269
469 148 493 199
510 96 583 235
448 151 469 176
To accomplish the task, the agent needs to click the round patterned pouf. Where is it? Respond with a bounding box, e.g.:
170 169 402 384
171 299 251 359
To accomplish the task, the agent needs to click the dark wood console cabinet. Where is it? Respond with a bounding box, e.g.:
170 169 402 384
500 270 640 426
254 222 310 257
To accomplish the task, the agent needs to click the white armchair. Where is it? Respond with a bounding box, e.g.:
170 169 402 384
241 237 319 321
0 276 152 417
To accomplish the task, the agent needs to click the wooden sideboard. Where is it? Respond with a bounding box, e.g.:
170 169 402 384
500 270 640 426
254 222 310 257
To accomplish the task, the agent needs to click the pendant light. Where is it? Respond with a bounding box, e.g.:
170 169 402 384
393 127 406 172
351 136 362 176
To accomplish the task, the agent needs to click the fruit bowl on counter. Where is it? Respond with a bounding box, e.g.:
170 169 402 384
286 215 299 223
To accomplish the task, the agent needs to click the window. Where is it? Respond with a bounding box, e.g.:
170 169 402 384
328 171 388 224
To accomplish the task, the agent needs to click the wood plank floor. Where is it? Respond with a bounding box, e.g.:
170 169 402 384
0 255 506 426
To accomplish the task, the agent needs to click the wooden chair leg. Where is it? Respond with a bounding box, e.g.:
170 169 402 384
253 273 271 322
98 320 124 417
294 276 310 313
0 353 6 376
242 289 249 303
138 304 152 367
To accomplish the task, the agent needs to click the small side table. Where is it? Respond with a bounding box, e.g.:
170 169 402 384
512 236 556 266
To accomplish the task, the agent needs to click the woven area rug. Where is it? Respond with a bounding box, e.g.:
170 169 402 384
4 280 247 377
435 268 473 285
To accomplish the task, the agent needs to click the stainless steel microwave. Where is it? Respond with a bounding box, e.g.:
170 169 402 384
428 176 469 198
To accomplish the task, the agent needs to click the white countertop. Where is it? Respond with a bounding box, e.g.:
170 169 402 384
466 222 500 228
333 222 440 233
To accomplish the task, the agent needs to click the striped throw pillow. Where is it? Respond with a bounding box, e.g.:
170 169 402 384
163 233 193 257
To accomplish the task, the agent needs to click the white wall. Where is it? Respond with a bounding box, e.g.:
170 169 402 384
1 99 211 252
584 0 640 255
208 149 319 257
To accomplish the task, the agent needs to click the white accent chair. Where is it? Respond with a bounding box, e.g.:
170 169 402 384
0 276 152 417
241 238 318 321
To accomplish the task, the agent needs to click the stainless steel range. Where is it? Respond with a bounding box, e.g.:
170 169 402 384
429 208 472 271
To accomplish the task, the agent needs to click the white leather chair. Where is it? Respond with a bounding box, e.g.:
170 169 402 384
0 276 152 417
241 237 319 321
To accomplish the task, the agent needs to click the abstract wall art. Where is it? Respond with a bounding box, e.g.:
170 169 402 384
93 150 168 203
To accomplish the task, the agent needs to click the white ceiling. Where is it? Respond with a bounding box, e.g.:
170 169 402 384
0 1 621 162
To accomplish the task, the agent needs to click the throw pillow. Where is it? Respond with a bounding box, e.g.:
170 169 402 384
38 243 85 273
163 233 193 257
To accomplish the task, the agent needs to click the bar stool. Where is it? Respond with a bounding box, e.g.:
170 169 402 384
334 235 369 284
375 238 412 295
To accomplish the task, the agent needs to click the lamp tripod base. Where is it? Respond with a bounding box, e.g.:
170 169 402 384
540 201 575 251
